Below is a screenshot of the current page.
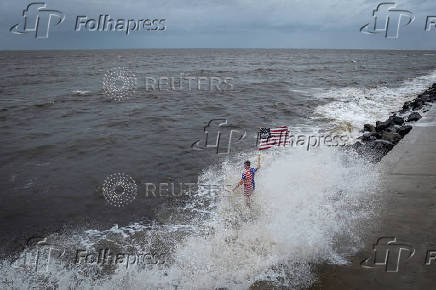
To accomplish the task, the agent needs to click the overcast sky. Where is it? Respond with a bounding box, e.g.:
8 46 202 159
1 0 436 50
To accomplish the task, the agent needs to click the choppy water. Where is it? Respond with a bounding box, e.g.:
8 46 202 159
1 49 436 289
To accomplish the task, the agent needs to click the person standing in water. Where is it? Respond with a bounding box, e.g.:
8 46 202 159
233 155 261 207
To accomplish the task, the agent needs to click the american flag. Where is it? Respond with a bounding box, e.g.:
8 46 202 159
257 126 290 150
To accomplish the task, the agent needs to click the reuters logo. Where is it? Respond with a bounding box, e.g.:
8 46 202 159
102 173 137 207
102 67 136 101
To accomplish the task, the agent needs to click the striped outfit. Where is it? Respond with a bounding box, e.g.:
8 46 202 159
242 168 258 196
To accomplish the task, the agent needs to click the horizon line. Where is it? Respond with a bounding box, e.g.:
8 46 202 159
1 47 436 53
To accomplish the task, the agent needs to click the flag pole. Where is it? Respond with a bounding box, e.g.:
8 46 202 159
257 127 262 168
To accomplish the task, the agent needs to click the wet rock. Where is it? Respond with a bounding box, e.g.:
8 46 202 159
350 82 434 163
387 125 402 133
407 112 422 122
351 141 362 150
361 132 377 142
411 99 424 110
397 125 412 137
249 281 276 289
384 125 399 133
355 140 394 163
363 124 376 133
368 140 395 163
381 132 402 145
376 120 392 132
420 94 431 102
391 115 404 125
401 101 411 112
372 139 395 151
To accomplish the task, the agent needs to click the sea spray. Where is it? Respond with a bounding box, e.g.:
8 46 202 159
315 69 436 138
0 146 382 289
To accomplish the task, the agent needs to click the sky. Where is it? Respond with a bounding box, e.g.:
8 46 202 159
1 0 436 50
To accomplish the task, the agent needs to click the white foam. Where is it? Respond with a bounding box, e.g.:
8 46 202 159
1 147 382 289
72 90 91 96
314 70 436 138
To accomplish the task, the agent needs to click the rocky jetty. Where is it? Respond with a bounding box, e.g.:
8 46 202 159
350 83 436 162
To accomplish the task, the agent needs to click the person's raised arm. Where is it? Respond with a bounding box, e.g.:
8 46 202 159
257 155 261 170
233 179 243 192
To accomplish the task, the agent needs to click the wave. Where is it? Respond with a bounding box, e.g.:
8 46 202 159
314 70 436 137
72 90 91 96
1 147 382 289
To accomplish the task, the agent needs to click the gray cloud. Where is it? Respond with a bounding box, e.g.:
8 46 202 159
1 0 436 50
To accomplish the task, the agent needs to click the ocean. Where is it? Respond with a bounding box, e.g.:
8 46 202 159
1 49 436 289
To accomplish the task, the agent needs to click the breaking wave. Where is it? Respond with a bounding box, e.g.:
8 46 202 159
1 146 382 289
314 70 436 137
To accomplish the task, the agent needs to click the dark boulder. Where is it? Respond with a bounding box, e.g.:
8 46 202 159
411 99 424 110
388 125 402 133
420 94 431 102
363 124 376 133
381 132 402 145
352 83 435 163
407 112 422 122
372 139 394 152
351 141 362 150
355 139 394 163
383 124 400 133
391 115 404 125
376 120 392 132
401 101 411 112
361 132 377 142
397 125 413 137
